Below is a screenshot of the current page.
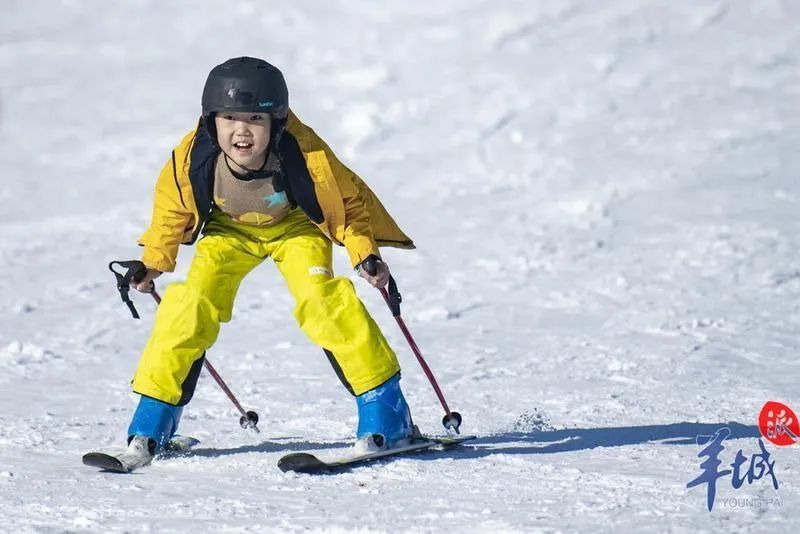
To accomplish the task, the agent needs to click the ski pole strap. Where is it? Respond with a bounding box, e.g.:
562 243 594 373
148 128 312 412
359 256 402 316
108 260 148 319
386 276 402 317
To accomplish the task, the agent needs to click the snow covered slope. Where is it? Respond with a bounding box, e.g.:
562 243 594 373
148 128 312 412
1 0 798 531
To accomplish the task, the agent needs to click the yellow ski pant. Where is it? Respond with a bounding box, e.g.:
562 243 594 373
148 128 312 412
131 209 400 406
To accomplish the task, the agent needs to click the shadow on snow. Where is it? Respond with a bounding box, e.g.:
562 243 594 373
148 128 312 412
183 421 759 467
431 421 760 462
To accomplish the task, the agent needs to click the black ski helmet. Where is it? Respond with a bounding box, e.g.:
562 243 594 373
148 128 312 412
201 57 289 143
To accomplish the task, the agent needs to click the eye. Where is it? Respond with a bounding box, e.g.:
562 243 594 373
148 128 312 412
250 114 265 121
221 114 235 121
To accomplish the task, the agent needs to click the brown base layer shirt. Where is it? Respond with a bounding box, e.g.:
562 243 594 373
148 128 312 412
213 153 292 226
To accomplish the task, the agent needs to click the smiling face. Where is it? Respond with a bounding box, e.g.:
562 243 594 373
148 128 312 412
214 112 272 171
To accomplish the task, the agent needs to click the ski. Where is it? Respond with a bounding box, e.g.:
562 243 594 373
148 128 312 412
82 435 200 473
277 435 475 473
161 435 202 454
82 451 134 473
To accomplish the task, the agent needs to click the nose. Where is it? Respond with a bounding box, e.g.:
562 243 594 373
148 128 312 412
233 120 251 135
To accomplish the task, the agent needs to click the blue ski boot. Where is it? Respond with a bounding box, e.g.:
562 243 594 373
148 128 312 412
82 397 188 473
126 395 184 457
355 373 417 452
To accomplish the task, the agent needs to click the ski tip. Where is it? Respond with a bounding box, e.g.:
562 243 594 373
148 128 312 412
278 452 328 473
82 452 130 473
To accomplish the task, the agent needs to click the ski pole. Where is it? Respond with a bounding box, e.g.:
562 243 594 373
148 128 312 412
109 260 260 433
361 258 462 434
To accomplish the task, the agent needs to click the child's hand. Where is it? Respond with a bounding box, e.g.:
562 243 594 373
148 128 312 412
132 268 163 293
357 255 390 288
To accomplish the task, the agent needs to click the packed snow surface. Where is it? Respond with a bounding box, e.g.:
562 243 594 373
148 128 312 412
1 0 798 531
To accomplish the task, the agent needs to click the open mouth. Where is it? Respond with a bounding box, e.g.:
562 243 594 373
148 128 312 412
233 141 253 153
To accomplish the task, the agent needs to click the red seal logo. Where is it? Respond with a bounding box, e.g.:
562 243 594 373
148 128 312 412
758 401 799 446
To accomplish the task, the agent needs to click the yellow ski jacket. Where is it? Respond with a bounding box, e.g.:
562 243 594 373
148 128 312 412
138 110 414 272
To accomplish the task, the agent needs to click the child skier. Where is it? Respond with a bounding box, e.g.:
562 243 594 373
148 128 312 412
113 57 418 469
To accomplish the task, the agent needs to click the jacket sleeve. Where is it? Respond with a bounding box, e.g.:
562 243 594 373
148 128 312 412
137 151 195 272
296 119 380 267
337 158 381 267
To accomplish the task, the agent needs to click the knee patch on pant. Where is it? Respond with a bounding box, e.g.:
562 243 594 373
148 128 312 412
293 279 354 346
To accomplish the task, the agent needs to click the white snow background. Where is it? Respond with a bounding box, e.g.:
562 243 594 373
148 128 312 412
1 0 799 532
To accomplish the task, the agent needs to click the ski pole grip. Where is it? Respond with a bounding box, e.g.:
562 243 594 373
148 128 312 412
361 255 379 276
361 256 402 316
128 262 148 284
